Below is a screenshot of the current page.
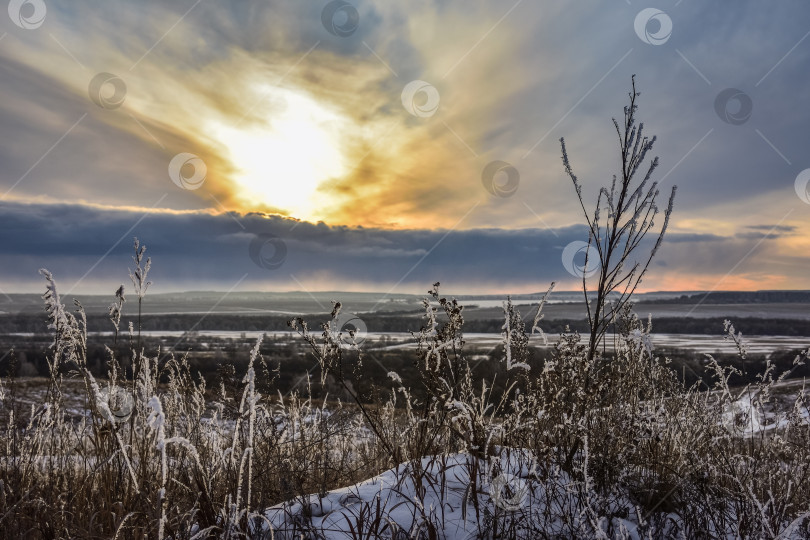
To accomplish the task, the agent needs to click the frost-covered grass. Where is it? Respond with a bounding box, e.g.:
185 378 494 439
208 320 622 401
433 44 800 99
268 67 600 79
2 267 809 538
3 80 810 538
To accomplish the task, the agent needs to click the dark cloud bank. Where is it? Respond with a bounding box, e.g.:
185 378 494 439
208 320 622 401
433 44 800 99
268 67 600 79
0 201 742 294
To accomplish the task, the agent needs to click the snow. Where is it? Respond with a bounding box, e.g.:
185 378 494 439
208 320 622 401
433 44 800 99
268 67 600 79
260 449 649 539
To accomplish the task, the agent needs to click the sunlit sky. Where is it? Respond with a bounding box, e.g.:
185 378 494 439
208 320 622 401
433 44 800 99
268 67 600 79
1 1 809 295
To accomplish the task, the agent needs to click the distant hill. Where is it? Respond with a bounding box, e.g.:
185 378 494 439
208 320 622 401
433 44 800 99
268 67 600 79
638 291 810 304
3 290 809 319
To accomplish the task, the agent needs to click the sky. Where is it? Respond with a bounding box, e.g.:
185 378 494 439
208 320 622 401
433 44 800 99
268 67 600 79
1 0 809 296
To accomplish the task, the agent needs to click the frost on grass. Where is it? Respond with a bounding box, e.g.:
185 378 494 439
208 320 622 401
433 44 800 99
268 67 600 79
5 251 810 540
262 451 655 540
4 82 810 539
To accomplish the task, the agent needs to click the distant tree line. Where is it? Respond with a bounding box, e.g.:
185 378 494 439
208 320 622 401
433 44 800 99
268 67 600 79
1 312 808 336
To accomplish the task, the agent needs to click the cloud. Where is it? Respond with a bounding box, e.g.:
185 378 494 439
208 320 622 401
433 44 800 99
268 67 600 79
744 224 797 233
2 0 810 293
1 201 807 294
2 0 543 228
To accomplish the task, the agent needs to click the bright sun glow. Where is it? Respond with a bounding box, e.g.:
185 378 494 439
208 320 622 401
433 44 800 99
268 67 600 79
210 87 349 220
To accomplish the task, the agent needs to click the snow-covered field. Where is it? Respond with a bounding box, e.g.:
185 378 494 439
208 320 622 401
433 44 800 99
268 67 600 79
260 450 655 539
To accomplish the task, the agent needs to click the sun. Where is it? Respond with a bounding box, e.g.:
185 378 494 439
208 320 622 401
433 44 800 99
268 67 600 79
210 87 349 220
